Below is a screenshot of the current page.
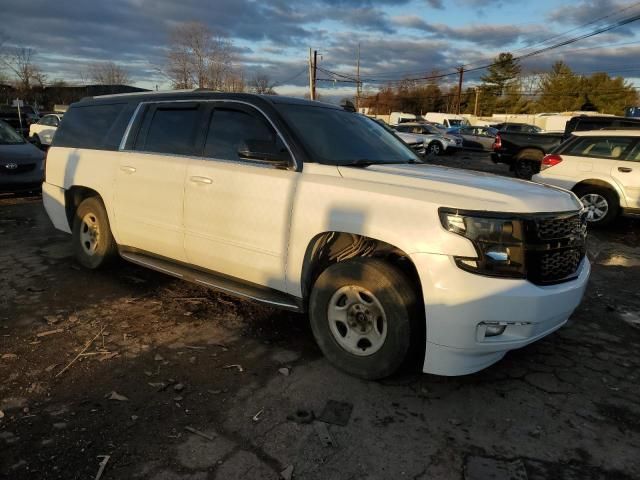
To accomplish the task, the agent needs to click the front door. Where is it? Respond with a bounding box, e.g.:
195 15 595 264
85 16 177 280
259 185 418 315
183 102 298 290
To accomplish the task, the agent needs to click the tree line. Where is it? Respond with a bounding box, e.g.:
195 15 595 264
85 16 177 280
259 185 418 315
360 52 639 117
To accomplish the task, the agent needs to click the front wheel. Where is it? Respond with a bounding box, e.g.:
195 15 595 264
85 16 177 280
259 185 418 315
72 197 118 269
309 259 421 380
574 186 619 227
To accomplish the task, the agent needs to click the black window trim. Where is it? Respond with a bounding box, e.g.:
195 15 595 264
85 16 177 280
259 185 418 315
119 99 298 171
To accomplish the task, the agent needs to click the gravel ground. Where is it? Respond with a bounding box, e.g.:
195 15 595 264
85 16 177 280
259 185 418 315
1 154 639 479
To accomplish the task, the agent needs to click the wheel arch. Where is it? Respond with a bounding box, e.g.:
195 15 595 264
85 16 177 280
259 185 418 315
64 186 106 232
572 179 623 207
300 231 425 309
515 147 545 161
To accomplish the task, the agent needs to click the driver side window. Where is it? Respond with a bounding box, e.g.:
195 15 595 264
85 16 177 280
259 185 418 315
204 107 290 164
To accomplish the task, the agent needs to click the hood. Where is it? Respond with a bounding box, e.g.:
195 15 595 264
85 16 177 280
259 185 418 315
0 142 45 164
337 163 582 213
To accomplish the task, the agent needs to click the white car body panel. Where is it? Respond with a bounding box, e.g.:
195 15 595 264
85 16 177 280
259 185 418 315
184 157 297 291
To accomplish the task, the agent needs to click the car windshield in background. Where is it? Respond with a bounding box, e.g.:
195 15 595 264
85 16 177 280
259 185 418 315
276 104 421 166
448 120 464 126
0 121 25 144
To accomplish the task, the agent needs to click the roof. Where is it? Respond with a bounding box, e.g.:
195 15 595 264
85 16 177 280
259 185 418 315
78 89 341 110
573 129 640 136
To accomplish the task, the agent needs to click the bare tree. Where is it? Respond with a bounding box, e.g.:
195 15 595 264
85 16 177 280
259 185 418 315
89 61 131 85
1 47 45 91
249 73 276 95
166 21 241 91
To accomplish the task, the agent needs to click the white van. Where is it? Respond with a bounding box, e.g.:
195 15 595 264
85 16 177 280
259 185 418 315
389 112 417 126
423 113 469 129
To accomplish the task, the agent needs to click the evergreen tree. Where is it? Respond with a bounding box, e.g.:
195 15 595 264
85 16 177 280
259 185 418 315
479 52 523 114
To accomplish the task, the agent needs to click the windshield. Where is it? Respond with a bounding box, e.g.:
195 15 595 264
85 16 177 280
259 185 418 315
0 121 25 144
448 119 465 126
276 104 421 166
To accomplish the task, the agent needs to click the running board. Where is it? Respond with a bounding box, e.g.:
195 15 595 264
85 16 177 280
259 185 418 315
120 250 303 312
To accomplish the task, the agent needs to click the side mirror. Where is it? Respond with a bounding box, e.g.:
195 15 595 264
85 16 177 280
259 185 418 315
238 139 290 165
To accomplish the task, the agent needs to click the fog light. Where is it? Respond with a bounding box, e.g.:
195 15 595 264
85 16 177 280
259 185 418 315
485 324 506 337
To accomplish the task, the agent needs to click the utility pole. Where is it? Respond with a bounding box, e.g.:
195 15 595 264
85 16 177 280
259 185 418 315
355 43 361 110
456 66 464 115
312 49 318 101
308 48 314 100
474 87 480 117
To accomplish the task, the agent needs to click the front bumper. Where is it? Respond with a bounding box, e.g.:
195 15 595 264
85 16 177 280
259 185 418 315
410 252 590 376
0 164 44 192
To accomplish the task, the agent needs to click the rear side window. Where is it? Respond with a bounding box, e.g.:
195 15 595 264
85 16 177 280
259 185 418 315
564 136 635 159
135 105 202 155
53 103 126 149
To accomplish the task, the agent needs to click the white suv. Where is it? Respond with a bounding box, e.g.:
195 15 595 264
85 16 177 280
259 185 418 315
42 91 590 379
533 130 640 226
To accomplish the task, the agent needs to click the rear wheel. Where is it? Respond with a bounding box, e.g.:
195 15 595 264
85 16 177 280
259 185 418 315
574 186 618 227
309 259 421 380
73 197 118 269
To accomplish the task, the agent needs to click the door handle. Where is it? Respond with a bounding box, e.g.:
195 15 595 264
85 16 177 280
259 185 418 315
120 166 136 174
189 176 213 184
618 167 632 173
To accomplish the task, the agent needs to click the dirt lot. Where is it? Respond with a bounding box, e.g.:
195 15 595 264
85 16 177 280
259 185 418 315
1 152 640 480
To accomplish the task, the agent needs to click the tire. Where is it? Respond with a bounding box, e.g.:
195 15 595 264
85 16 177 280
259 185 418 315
574 185 619 227
72 196 118 269
309 258 421 380
514 159 537 180
31 134 42 149
427 141 443 156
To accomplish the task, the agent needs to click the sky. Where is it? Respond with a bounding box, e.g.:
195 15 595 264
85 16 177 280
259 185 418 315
1 0 639 100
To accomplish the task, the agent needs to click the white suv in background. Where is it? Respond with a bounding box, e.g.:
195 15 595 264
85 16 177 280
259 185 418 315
43 91 589 379
533 130 640 226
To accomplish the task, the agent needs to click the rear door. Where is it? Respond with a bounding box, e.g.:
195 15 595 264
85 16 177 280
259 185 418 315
183 102 298 290
114 102 207 261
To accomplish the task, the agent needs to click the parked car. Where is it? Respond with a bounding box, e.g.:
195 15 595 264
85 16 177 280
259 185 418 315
372 118 425 155
43 91 589 379
29 113 63 147
492 115 640 179
0 120 45 193
491 122 542 134
394 122 462 155
448 126 498 151
532 130 640 226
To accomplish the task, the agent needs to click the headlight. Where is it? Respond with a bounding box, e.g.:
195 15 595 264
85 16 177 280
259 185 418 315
439 208 526 278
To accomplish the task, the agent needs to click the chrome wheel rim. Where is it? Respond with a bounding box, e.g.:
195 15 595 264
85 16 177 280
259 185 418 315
429 143 441 155
80 213 100 255
327 285 387 356
580 193 608 222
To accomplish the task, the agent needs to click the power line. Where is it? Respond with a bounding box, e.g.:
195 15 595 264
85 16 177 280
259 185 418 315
331 9 640 85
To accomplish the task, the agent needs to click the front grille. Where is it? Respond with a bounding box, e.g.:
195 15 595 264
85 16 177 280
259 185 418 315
525 212 587 285
0 163 35 175
536 215 583 240
540 249 582 280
